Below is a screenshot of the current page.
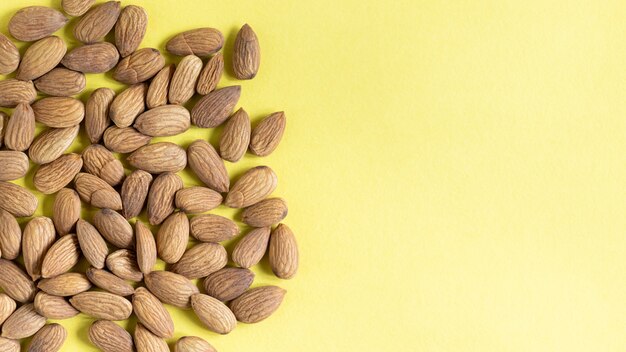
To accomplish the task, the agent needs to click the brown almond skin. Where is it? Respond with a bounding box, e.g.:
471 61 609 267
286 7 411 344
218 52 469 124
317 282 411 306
114 48 165 84
0 259 37 302
171 242 227 279
147 64 174 109
169 55 202 105
34 68 85 97
4 103 35 152
147 172 183 225
86 88 114 143
106 249 143 281
0 181 38 217
29 125 80 164
135 221 156 274
204 267 255 301
103 126 152 153
28 323 67 352
128 142 187 174
190 293 236 334
74 172 122 210
0 34 19 75
0 294 16 326
166 28 224 56
233 24 261 80
156 212 189 264
9 7 68 42
190 214 239 242
175 336 217 352
0 209 21 260
135 323 169 352
187 139 229 192
242 197 288 227
86 267 134 296
144 271 199 309
22 217 56 281
82 144 125 186
175 186 222 214
250 111 286 156
89 320 134 352
191 86 241 128
121 170 152 219
61 42 120 73
0 80 36 108
110 83 146 128
133 287 174 338
41 234 81 278
62 0 95 16
0 151 28 181
93 209 134 249
197 53 224 95
0 338 19 352
70 291 132 320
37 272 91 296
53 189 81 235
115 5 148 57
76 220 108 269
16 36 67 81
134 104 190 137
1 304 46 339
220 108 251 162
269 223 299 279
225 166 278 208
34 292 79 319
230 286 286 323
74 1 121 44
34 153 83 195
33 97 84 128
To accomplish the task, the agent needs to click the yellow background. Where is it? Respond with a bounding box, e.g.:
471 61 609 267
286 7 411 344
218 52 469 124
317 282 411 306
2 0 625 351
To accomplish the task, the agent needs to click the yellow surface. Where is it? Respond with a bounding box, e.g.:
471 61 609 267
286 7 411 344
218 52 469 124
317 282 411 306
3 0 626 350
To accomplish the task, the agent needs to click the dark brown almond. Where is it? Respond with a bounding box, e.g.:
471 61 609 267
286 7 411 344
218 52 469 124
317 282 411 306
135 221 156 274
93 208 134 249
171 243 227 279
4 103 35 152
144 271 199 308
115 5 148 57
82 144 125 186
242 198 288 227
74 172 122 210
34 153 83 194
156 212 189 264
0 34 19 75
175 186 222 214
61 42 120 73
9 7 68 42
269 223 299 279
103 126 152 153
37 272 91 296
53 189 81 236
250 111 286 156
166 28 224 56
34 292 79 319
86 267 134 296
114 48 165 84
74 1 121 44
187 139 229 192
146 64 174 109
33 97 84 128
0 180 38 217
34 68 85 96
230 286 286 323
89 320 134 352
190 293 236 334
147 172 183 225
220 108 251 162
70 291 132 320
76 220 108 269
0 259 37 302
191 86 241 128
29 125 80 164
196 53 223 95
128 142 187 174
1 304 46 339
106 249 142 281
134 104 190 137
121 169 152 219
204 267 254 301
169 55 202 105
110 83 146 128
133 287 174 338
16 36 67 81
62 0 95 16
28 323 67 352
22 216 56 281
190 214 239 243
85 87 115 143
0 151 28 181
41 234 80 278
175 336 217 352
0 209 21 260
225 166 278 208
233 24 261 80
0 80 36 108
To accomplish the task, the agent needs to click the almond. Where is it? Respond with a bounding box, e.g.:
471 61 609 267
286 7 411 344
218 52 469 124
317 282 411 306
0 80 36 107
191 86 241 128
135 221 156 274
74 172 122 210
34 292 79 319
34 153 83 194
0 34 19 75
196 53 223 95
16 36 66 81
175 336 217 352
156 211 189 264
134 323 169 352
76 220 108 269
250 111 286 156
103 126 152 153
29 125 80 164
0 151 28 181
169 55 202 105
70 291 132 320
85 87 115 143
225 166 278 208
33 96 84 128
22 217 56 281
204 267 254 301
9 7 68 42
62 42 120 73
171 243 227 279
110 83 146 128
190 214 239 243
0 181 38 217
230 286 286 323
38 272 91 296
82 144 125 186
93 208 134 249
89 320 134 352
128 142 187 174
28 323 66 352
144 271 199 309
190 293 236 334
133 287 174 338
166 28 224 56
0 294 16 325
147 64 174 109
134 104 190 137
220 108 250 162
74 1 121 44
34 68 85 97
0 259 36 302
86 267 134 296
106 249 143 282
4 103 35 151
233 24 261 80
175 186 222 214
269 223 298 279
114 48 165 84
242 198 288 227
52 189 81 236
231 227 271 268
41 234 80 278
121 170 152 219
62 0 95 16
0 210 21 260
115 5 148 57
1 304 46 339
147 172 183 225
187 139 229 192
0 337 19 352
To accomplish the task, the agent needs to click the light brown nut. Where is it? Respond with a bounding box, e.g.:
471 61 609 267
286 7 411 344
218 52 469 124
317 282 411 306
41 234 80 278
225 166 278 208
1 304 46 339
156 212 189 264
106 249 143 282
22 216 56 281
28 323 66 352
62 0 95 16
134 323 169 352
242 198 288 227
196 53 223 95
9 7 67 42
121 170 152 219
61 42 120 73
76 220 108 269
128 142 187 174
86 267 134 296
34 292 79 319
4 103 35 151
0 337 19 352
233 24 261 80
187 139 229 192
37 272 91 296
134 104 190 137
110 83 146 128
190 214 239 243
0 80 36 108
147 172 183 225
115 5 148 57
250 111 286 156
147 64 174 109
89 320 134 352
220 108 250 162
230 286 286 323
0 151 28 181
135 221 156 274
0 294 16 325
0 181 38 217
175 336 217 352
85 87 115 143
16 36 66 81
269 223 299 279
175 186 222 214
166 28 224 56
70 291 132 320
231 227 271 268
0 259 36 302
74 1 121 44
169 55 202 105
74 172 122 210
0 209 21 260
114 48 165 84
144 271 199 308
171 243 227 279
190 293 236 334
29 125 80 164
34 68 85 96
93 208 133 249
104 126 152 153
204 267 254 301
33 96 84 128
34 153 83 195
133 287 174 338
0 34 19 75
191 86 241 128
52 189 80 236
82 144 125 186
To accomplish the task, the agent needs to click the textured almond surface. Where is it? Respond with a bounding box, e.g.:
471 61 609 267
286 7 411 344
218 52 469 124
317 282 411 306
9 7 68 42
220 108 251 162
29 125 80 164
134 323 170 352
133 287 174 338
62 0 95 16
169 55 202 105
41 234 81 278
4 102 35 152
135 221 156 274
0 80 36 108
187 139 229 192
269 223 299 279
0 33 19 75
28 323 66 352
37 273 91 296
114 48 165 84
22 216 56 281
70 291 132 320
53 188 81 235
0 259 36 302
144 271 199 308
146 64 174 109
233 24 261 80
0 180 38 216
33 97 84 128
86 267 134 296
175 336 217 352
134 104 190 137
74 172 122 210
103 126 152 154
250 111 286 156
156 212 189 264
230 286 286 323
73 1 121 43
1 304 46 339
110 83 146 128
85 87 114 143
147 172 183 225
242 197 288 227
34 68 85 96
190 214 239 242
34 292 79 319
76 220 108 269
106 249 143 282
16 36 67 81
166 28 224 56
175 186 222 214
0 294 16 325
204 267 255 301
121 169 152 219
61 42 120 73
0 209 21 260
0 337 19 352
225 166 278 208
191 85 241 128
82 144 125 186
89 320 134 352
0 151 28 181
34 153 83 194
190 293 236 334
115 5 147 57
93 209 133 249
128 142 187 174
196 53 223 95
172 243 227 279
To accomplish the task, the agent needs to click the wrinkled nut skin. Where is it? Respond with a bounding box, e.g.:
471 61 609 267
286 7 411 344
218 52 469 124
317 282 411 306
114 48 165 84
73 1 121 44
166 28 224 56
233 24 261 80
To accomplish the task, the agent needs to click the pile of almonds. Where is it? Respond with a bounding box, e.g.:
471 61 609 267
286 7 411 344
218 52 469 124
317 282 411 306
0 1 298 351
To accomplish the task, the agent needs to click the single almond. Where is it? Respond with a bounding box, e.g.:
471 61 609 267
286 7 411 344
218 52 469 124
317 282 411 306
9 7 68 42
86 267 134 296
82 144 125 186
133 287 174 338
171 243 227 279
135 323 169 352
34 292 79 319
89 320 134 352
169 55 202 105
0 151 28 181
135 221 156 274
62 0 95 16
233 24 261 80
0 337 19 352
62 42 120 73
250 111 286 156
106 249 143 281
28 323 67 352
196 53 223 95
220 108 250 162
175 186 222 214
0 80 36 108
242 198 288 227
144 271 199 309
121 170 152 219
1 304 46 339
190 293 236 334
147 64 174 109
114 48 165 84
156 212 189 264
52 189 81 236
0 34 19 75
85 87 114 143
74 172 122 210
22 217 56 281
175 336 217 352
231 227 271 268
190 214 239 243
16 36 67 81
0 259 36 302
38 272 91 296
4 102 35 152
70 291 132 320
0 294 16 325
76 220 108 269
204 267 254 302
230 286 286 323
269 223 299 279
187 139 229 192
134 104 190 137
93 208 134 249
34 68 85 97
34 153 83 195
147 172 183 225
103 126 152 153
128 142 187 174
225 165 278 208
41 234 81 278
0 209 21 260
73 1 121 44
110 83 146 128
115 5 148 57
166 28 224 56
33 96 84 128
0 181 38 217
191 86 241 128
29 125 80 164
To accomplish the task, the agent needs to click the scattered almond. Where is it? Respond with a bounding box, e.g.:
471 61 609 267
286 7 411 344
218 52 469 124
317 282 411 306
0 80 37 108
61 0 95 16
147 64 174 109
231 227 271 268
16 36 67 81
204 267 254 301
93 209 134 249
191 86 241 128
190 293 236 334
0 181 38 217
134 323 170 352
133 287 174 338
242 197 288 227
166 28 224 56
73 1 121 44
0 34 19 75
0 151 29 181
135 221 157 274
85 267 134 296
147 172 183 225
28 323 66 352
61 42 120 73
4 102 35 152
41 234 81 278
0 259 37 302
34 153 83 194
89 320 134 352
196 53 223 95
115 5 148 57
1 304 46 339
175 336 217 352
103 126 152 153
114 48 165 84
171 242 227 279
233 24 261 80
82 144 125 186
0 209 21 260
128 142 187 174
175 186 222 214
169 55 202 105
121 170 153 219
269 223 299 279
156 212 190 264
106 249 143 282
37 272 91 296
187 139 229 192
70 291 132 320
33 96 84 128
134 104 191 137
53 189 81 236
9 7 68 42
0 294 16 325
220 108 251 162
76 220 108 269
28 125 80 164
74 172 122 210
230 286 286 323
34 292 79 319
85 87 115 143
34 68 85 96
144 271 199 309
225 166 278 208
22 216 56 281
250 111 286 156
190 214 239 243
110 83 146 128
